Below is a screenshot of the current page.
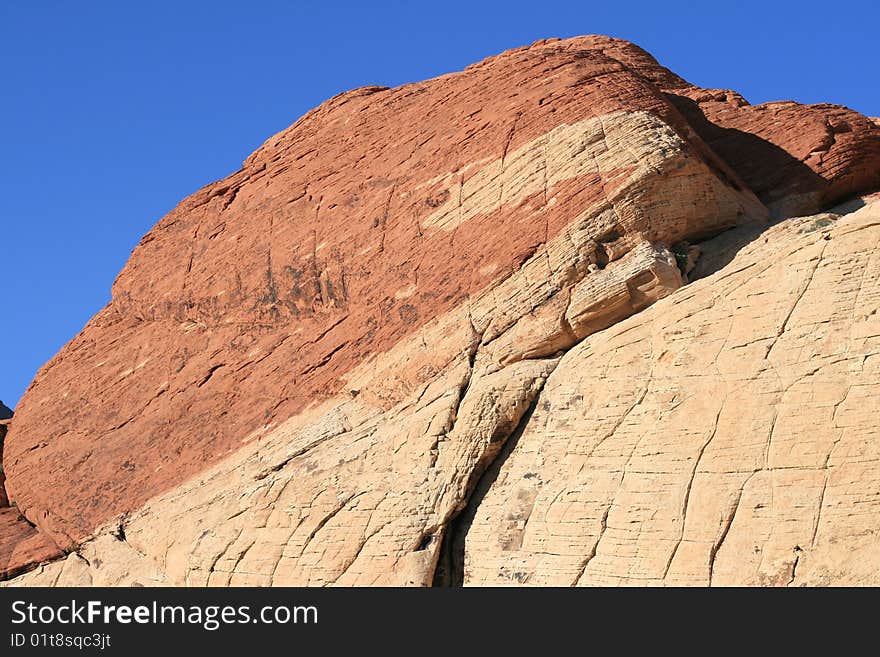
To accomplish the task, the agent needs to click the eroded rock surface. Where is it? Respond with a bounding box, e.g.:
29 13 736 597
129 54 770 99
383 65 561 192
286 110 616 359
0 415 63 579
4 37 768 548
462 200 880 586
9 199 879 587
0 509 63 581
3 36 880 585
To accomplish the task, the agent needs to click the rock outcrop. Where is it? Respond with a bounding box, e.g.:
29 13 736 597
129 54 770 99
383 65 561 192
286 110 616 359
0 419 8 507
0 508 63 581
460 199 880 586
0 416 63 579
581 37 880 217
3 36 880 586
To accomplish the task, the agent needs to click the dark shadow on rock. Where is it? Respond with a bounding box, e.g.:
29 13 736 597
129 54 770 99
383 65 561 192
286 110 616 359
432 392 541 587
828 196 867 215
663 93 879 279
687 223 776 282
668 94 830 218
0 402 12 421
689 196 869 282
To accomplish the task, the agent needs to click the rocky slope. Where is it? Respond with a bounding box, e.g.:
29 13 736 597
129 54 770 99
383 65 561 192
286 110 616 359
3 36 879 585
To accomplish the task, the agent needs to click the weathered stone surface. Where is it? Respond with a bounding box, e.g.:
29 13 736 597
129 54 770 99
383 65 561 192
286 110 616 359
580 36 880 216
678 98 880 218
4 37 766 548
1 414 64 578
7 198 878 587
0 509 63 580
461 200 880 586
3 36 880 586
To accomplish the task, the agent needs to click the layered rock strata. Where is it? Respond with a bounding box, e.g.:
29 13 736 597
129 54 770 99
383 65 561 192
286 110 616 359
3 36 880 585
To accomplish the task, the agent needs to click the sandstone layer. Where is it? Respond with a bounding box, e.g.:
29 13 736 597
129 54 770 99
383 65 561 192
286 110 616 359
461 199 880 586
8 198 879 586
3 36 880 585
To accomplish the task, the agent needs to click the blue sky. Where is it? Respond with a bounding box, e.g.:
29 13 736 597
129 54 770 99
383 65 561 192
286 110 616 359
2 1 878 407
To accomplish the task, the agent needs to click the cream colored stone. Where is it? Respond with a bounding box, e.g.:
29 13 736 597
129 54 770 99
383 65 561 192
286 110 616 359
8 200 879 587
462 200 880 586
7 352 556 586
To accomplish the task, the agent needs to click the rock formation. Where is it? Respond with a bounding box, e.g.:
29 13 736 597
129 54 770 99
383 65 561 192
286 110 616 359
1 414 63 579
3 36 879 586
458 199 880 586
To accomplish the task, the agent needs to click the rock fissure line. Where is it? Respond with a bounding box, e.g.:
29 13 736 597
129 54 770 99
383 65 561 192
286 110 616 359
663 398 728 579
431 363 555 586
708 469 758 586
569 504 611 586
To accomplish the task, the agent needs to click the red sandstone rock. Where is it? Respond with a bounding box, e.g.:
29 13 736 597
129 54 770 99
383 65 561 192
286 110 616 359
1 414 63 580
0 419 9 506
2 416 63 578
3 36 880 566
676 99 880 216
579 35 880 216
0 508 63 580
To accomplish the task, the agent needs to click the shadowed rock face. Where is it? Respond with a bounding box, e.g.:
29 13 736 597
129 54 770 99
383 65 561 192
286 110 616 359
3 36 880 585
577 36 880 217
0 402 12 421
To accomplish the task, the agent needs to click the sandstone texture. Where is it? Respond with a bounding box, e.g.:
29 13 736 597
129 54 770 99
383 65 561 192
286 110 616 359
0 417 63 579
3 36 880 586
583 37 880 217
0 509 63 581
461 200 880 586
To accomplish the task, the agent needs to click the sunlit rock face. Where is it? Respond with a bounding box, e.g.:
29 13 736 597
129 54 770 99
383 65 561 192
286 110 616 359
3 36 880 586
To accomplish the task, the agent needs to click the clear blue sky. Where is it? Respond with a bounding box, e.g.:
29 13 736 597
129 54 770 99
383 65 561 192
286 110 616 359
2 1 878 408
